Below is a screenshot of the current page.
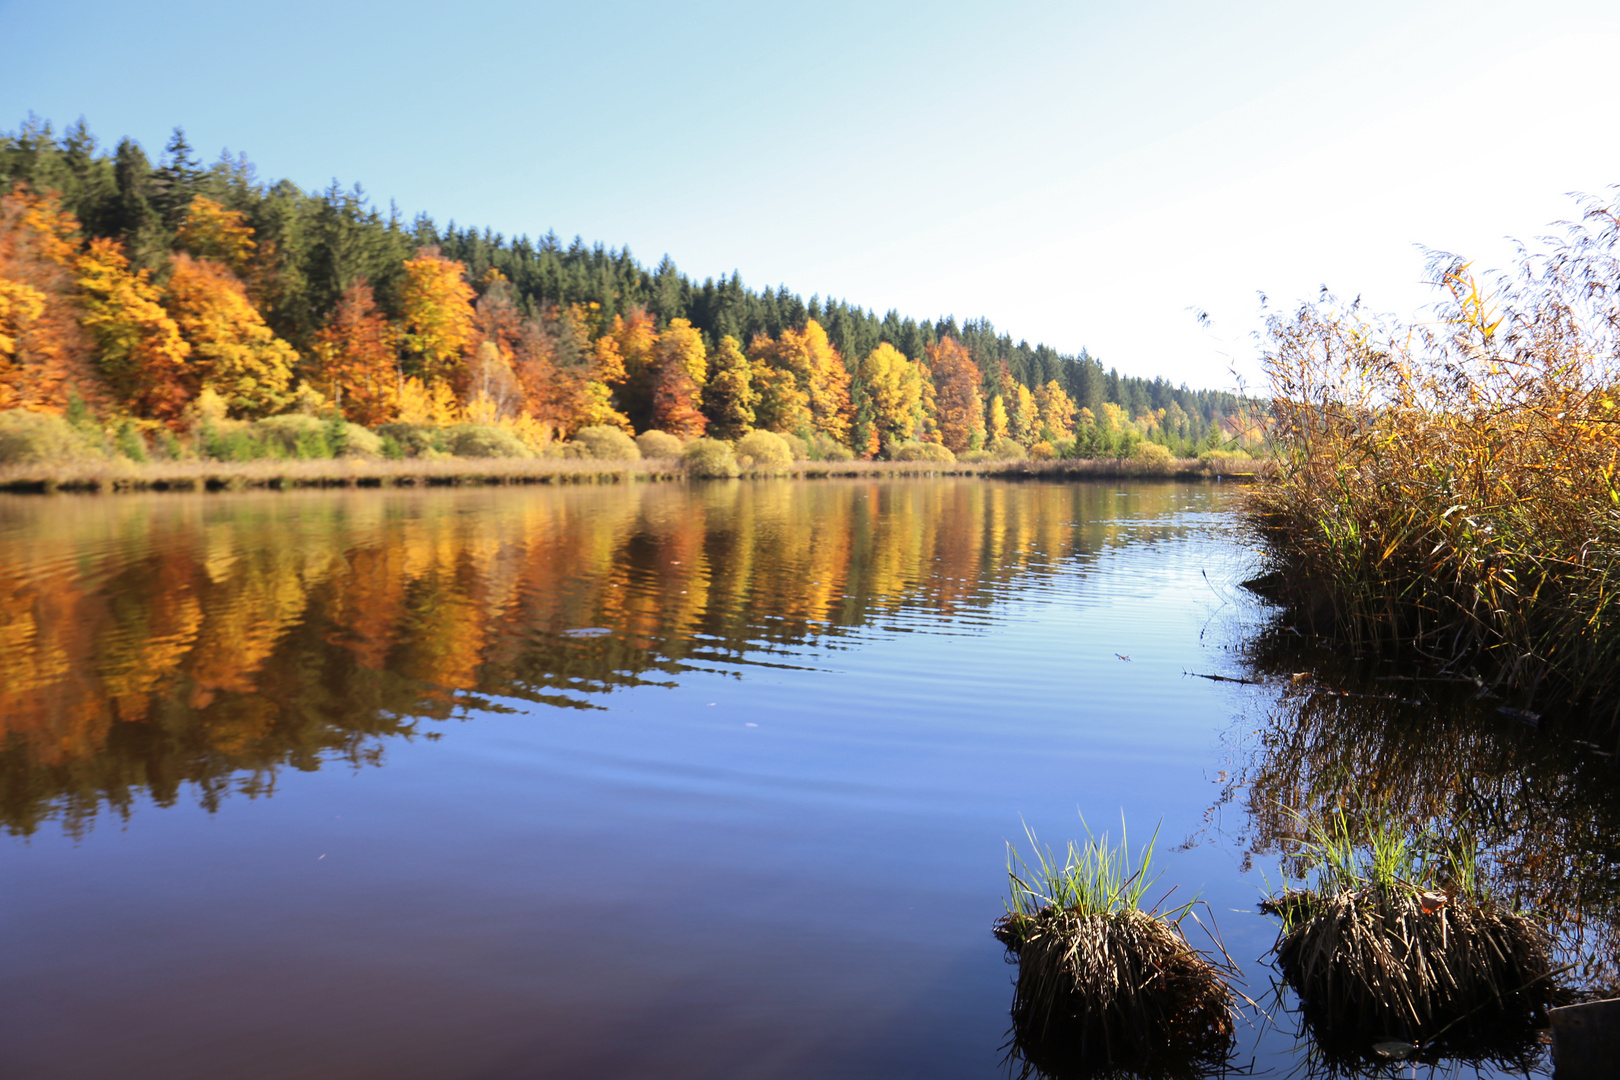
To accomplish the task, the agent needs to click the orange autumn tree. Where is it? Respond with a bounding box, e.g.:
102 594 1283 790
164 253 297 417
76 238 192 421
308 279 399 425
512 303 628 436
175 196 255 274
400 247 476 392
926 336 985 453
0 187 104 413
650 317 707 438
1034 380 1077 443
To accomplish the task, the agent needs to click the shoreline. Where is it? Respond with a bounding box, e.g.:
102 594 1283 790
0 456 1267 494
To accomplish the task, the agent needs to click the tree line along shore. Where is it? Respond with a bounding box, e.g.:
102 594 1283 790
0 118 1264 479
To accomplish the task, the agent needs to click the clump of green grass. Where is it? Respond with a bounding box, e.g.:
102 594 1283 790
1260 808 1563 1070
994 820 1237 1079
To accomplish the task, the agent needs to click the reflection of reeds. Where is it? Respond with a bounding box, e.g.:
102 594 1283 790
1252 199 1620 718
995 824 1236 1079
1231 668 1620 996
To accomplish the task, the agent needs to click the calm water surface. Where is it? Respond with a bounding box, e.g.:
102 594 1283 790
0 479 1583 1078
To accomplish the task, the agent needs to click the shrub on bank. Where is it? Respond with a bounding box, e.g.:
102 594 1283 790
777 431 810 461
445 423 531 458
0 409 105 465
1199 447 1252 463
374 422 443 458
1132 441 1175 474
988 435 1027 460
734 430 793 472
682 437 740 478
568 424 641 461
1029 440 1056 461
888 439 955 463
807 432 853 462
635 429 684 458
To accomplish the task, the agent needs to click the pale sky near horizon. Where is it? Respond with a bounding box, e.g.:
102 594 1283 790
4 0 1619 391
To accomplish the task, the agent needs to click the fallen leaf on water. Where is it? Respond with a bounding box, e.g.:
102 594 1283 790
1372 1040 1416 1060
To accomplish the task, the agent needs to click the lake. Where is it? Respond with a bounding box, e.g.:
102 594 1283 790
0 478 1598 1078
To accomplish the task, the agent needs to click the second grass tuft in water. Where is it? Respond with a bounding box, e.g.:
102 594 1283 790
994 819 1237 1079
1260 808 1564 1071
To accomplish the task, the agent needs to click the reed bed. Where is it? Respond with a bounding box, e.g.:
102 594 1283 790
0 455 1261 494
1260 810 1562 1070
995 823 1237 1079
1253 193 1620 720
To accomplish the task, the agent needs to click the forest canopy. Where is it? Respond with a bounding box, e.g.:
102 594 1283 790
0 117 1260 461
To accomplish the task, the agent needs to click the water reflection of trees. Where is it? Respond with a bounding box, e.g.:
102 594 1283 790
1231 629 1620 997
0 480 1209 835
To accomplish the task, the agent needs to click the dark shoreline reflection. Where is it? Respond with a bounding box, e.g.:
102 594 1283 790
0 480 1212 837
1222 625 1620 1076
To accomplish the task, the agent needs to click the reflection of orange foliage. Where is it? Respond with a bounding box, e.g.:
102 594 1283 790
184 545 313 707
0 482 1204 836
323 544 408 669
0 566 112 766
96 552 204 723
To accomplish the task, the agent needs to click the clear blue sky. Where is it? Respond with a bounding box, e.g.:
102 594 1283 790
5 0 1619 389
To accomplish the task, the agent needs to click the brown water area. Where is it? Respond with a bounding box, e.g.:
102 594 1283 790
0 479 1612 1079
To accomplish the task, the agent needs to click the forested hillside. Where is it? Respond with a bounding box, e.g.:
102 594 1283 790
0 118 1260 462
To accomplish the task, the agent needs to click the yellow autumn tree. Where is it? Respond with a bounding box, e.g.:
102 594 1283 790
859 342 922 446
163 253 296 417
988 394 1009 441
76 238 192 421
175 196 255 273
1034 380 1078 442
400 247 476 391
396 376 460 425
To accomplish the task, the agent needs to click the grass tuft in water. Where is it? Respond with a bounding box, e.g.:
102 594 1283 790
994 819 1237 1079
1260 807 1564 1071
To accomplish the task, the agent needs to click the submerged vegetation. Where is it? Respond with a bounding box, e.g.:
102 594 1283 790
1253 189 1620 721
994 823 1236 1079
